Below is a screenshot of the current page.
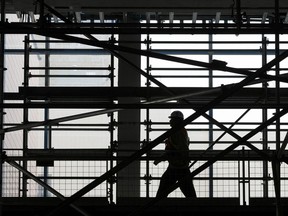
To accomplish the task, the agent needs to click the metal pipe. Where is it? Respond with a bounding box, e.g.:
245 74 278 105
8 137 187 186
0 0 5 199
242 147 246 206
108 34 115 204
22 35 30 197
43 35 51 197
145 34 151 198
274 0 282 215
262 35 269 198
208 32 214 198
2 22 287 35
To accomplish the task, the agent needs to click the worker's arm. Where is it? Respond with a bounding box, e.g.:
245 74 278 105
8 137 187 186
153 152 169 165
154 139 173 165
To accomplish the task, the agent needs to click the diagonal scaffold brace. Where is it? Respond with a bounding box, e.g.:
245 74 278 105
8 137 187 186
45 46 288 216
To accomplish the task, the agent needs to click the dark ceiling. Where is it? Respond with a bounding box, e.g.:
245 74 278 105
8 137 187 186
7 0 288 17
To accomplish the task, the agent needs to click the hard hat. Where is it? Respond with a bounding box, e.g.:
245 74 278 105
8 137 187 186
169 111 184 120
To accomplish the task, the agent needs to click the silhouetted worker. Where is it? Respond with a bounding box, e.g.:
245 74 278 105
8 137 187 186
154 110 197 198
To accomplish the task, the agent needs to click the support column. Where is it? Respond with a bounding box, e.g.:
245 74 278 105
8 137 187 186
274 1 282 215
0 0 5 199
261 35 269 198
117 15 141 197
208 32 214 198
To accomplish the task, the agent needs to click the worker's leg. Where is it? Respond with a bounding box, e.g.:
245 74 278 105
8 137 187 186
178 168 197 198
156 167 177 198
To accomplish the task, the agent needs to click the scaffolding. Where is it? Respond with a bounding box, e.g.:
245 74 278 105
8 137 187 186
1 0 288 216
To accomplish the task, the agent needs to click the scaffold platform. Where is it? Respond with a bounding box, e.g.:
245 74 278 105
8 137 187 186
0 197 287 216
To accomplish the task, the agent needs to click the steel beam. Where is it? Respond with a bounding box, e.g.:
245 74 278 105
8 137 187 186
1 22 288 34
4 102 288 109
5 149 277 161
277 132 288 160
272 159 282 216
0 0 5 199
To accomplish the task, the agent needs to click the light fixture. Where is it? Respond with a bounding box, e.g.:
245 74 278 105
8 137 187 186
146 12 151 24
16 11 23 22
99 12 104 23
169 12 174 24
16 11 21 19
215 12 221 23
123 12 127 23
284 12 288 24
261 12 268 24
192 12 197 24
52 14 58 23
75 12 82 23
